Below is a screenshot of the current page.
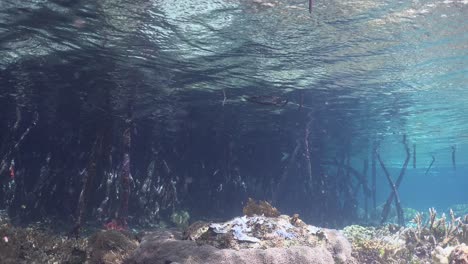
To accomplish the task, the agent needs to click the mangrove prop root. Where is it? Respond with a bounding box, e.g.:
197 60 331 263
70 136 102 238
273 139 301 203
304 117 313 187
380 135 410 225
326 160 371 196
117 126 131 228
372 143 377 211
425 155 435 175
362 159 369 221
298 90 304 111
0 111 39 177
452 145 456 170
376 151 404 226
222 89 227 106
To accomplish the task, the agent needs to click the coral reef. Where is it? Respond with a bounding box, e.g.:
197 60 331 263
0 210 139 264
196 214 324 249
406 208 466 252
242 198 280 217
451 205 468 219
4 206 468 264
432 245 454 264
125 207 468 264
344 208 468 264
125 214 356 264
183 220 210 241
343 225 410 264
449 244 468 264
126 231 339 264
0 211 87 264
88 230 139 264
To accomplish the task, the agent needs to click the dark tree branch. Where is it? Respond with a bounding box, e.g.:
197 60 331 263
273 139 301 204
452 145 456 170
372 143 377 212
425 155 435 175
379 135 410 226
376 150 404 226
363 159 369 222
326 160 371 196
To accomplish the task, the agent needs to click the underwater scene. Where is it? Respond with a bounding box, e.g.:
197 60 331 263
0 0 467 263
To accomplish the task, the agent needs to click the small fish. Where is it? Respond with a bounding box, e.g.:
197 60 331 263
281 152 290 162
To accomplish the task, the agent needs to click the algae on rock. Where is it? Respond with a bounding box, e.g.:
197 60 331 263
242 198 280 217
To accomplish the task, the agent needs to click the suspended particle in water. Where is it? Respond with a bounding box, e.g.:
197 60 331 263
73 18 86 28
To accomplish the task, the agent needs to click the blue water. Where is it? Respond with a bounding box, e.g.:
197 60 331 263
0 0 467 229
377 167 468 211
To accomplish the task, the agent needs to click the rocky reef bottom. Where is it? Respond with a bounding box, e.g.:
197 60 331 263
2 207 468 264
